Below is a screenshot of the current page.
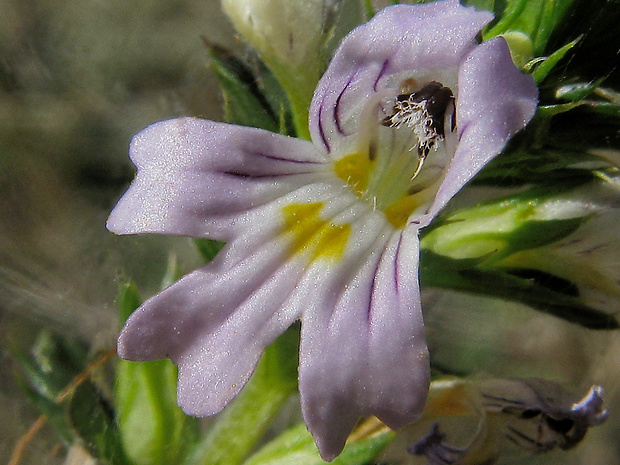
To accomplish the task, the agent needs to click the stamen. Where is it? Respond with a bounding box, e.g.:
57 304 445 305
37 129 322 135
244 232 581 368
382 81 455 179
410 153 426 181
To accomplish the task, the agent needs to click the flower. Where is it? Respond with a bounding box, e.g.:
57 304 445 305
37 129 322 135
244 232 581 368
221 0 345 72
107 0 537 460
409 378 607 465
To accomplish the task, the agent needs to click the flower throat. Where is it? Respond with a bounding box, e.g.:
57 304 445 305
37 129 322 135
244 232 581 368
334 80 455 228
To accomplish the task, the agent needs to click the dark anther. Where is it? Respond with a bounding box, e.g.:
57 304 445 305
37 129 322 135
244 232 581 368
521 409 542 419
545 417 575 435
385 81 454 137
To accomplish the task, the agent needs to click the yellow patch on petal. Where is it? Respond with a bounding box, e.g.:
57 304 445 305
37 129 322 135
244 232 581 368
282 202 350 262
383 194 421 229
333 152 371 197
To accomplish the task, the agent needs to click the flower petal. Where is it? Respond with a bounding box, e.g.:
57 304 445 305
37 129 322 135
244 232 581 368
309 0 493 153
107 117 328 241
298 223 429 460
117 178 369 416
118 233 307 415
425 37 538 223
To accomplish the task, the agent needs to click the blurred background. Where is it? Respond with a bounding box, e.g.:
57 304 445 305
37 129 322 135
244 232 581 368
1 1 618 464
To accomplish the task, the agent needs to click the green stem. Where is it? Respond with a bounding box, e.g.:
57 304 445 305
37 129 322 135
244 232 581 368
268 62 316 140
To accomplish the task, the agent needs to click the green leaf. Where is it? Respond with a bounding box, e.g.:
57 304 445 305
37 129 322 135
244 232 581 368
243 422 394 465
420 250 619 330
364 0 375 19
555 80 602 102
420 189 620 330
500 31 534 68
463 0 494 13
543 102 620 152
193 238 226 264
9 331 116 449
471 98 620 188
16 378 74 443
206 42 281 132
531 36 580 83
116 359 199 465
10 331 88 399
69 382 132 465
161 253 183 289
116 281 200 465
188 325 300 465
471 145 602 188
421 192 588 263
484 0 577 55
118 281 141 324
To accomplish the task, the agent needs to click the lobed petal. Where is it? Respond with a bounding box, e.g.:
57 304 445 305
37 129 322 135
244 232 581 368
107 117 328 241
298 223 429 460
425 37 538 223
118 230 308 415
309 0 493 153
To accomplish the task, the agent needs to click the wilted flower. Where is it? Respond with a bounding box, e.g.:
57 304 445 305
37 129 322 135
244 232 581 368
107 0 537 460
410 378 607 465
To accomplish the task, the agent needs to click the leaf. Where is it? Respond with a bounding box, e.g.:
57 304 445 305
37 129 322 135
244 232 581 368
69 382 132 465
555 81 608 104
531 37 580 83
118 281 141 324
9 331 125 459
420 250 619 330
116 359 199 465
421 190 590 263
10 331 85 399
243 422 394 465
116 281 200 465
205 42 284 133
543 102 620 151
421 186 620 330
484 0 577 55
471 145 602 188
9 331 91 444
17 379 74 443
193 238 226 264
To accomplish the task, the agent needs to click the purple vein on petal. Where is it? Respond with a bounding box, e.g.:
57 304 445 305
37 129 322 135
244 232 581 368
392 230 406 295
365 244 384 326
317 101 331 153
456 119 470 140
334 72 357 136
219 171 290 180
189 174 336 232
244 150 326 165
330 220 394 326
373 59 390 92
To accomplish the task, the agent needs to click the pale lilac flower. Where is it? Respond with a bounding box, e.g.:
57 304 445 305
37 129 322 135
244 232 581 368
107 0 537 460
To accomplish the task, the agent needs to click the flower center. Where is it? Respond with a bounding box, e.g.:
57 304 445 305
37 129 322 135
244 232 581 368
334 80 456 229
